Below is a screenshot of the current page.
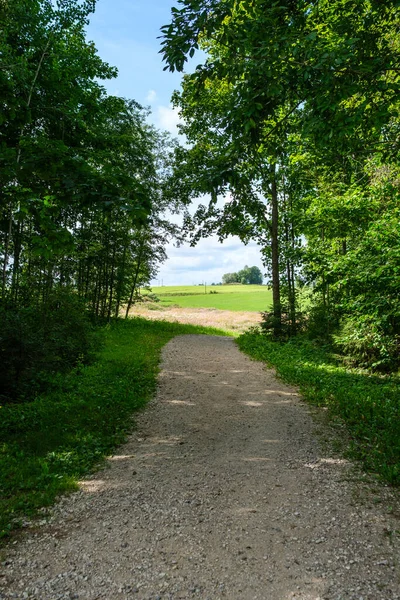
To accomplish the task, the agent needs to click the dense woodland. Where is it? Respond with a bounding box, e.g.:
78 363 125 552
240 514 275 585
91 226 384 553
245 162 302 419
161 0 400 371
0 0 184 400
1 0 400 404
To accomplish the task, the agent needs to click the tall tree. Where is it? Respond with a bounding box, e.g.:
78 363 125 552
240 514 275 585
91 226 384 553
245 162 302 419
0 0 186 398
161 0 400 357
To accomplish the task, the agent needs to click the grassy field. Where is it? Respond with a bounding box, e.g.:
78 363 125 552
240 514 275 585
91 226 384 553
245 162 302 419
147 284 273 312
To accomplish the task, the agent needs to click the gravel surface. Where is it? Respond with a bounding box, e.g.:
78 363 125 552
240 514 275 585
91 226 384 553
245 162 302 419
1 334 399 600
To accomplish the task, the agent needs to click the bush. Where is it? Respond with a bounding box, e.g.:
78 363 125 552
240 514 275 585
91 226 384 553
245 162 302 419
334 314 400 372
261 308 306 339
0 290 97 402
306 303 340 342
145 293 160 302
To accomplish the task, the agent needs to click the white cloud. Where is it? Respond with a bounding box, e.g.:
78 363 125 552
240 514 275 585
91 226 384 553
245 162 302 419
146 89 157 103
154 194 267 286
153 235 266 286
156 104 181 136
223 192 233 204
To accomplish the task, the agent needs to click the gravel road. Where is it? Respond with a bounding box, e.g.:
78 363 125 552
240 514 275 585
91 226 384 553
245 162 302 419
1 334 399 600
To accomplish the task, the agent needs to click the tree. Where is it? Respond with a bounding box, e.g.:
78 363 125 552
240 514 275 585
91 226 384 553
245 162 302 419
237 266 263 285
222 272 239 284
163 39 306 335
0 0 186 399
161 0 400 350
222 267 263 285
161 0 400 154
221 266 263 285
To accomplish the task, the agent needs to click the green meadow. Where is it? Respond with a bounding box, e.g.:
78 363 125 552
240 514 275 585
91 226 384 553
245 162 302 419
147 284 274 312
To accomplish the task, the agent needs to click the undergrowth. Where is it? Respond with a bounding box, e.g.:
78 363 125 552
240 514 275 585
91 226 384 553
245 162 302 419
0 317 227 540
237 330 400 485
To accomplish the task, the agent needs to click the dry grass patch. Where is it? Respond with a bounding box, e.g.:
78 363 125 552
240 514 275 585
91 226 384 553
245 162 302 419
128 305 262 336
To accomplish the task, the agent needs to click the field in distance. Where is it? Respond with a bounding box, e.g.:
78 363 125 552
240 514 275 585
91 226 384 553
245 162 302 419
146 284 273 312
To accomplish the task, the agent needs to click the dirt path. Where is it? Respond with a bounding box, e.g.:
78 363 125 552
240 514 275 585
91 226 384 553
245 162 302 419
1 335 399 600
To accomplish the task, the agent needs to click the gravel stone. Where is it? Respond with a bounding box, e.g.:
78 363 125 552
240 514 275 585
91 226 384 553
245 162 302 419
0 334 399 599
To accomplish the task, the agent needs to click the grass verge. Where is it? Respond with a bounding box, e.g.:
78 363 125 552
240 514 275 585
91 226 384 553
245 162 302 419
237 330 400 485
0 317 228 540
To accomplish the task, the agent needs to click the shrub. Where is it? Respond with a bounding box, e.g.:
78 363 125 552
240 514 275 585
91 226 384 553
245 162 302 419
306 303 340 342
334 314 400 372
145 293 160 302
261 308 306 340
0 290 96 402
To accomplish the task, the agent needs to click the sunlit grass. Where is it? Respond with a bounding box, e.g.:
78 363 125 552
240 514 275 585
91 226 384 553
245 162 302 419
146 284 311 312
237 331 400 485
161 291 273 311
146 284 273 312
150 284 268 295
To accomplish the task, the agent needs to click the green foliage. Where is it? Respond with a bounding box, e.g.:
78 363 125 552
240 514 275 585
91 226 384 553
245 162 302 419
304 303 341 342
303 168 400 370
238 265 263 285
237 330 400 485
222 266 263 285
0 0 180 318
0 0 184 403
222 272 239 284
161 1 400 367
0 290 96 402
334 316 400 372
162 0 400 153
0 317 227 540
260 308 307 341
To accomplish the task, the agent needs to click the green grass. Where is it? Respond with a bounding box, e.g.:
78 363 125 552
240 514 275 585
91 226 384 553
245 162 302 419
237 330 400 485
0 317 228 540
147 284 273 312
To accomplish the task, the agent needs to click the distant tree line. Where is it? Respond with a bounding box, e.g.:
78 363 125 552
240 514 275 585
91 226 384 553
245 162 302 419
222 266 263 285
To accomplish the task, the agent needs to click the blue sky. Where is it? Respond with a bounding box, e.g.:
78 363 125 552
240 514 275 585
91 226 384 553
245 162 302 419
86 0 265 286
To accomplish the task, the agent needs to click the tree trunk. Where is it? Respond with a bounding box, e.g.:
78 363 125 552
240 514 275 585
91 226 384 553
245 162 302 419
289 193 297 334
321 226 326 308
1 207 12 300
270 165 281 336
125 240 145 318
115 242 127 319
2 38 52 303
107 242 117 322
11 218 23 304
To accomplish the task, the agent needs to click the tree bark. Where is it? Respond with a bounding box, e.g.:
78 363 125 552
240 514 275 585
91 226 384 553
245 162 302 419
125 240 145 318
270 165 281 336
2 38 52 302
115 243 127 319
107 242 117 322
